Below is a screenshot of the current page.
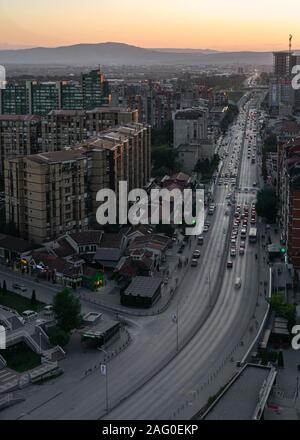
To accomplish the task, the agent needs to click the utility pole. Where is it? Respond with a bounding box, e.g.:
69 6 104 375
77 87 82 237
172 303 179 353
99 348 109 415
207 270 212 307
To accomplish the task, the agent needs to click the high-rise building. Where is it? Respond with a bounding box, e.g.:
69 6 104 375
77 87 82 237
173 106 213 172
273 51 293 77
85 107 138 135
278 137 300 267
5 123 151 243
41 107 138 152
0 115 42 174
41 110 87 152
173 106 209 149
59 81 84 110
0 83 27 114
26 81 60 115
5 150 89 243
0 69 111 116
82 69 110 110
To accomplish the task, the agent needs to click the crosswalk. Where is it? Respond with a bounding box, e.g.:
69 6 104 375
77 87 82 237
0 368 18 385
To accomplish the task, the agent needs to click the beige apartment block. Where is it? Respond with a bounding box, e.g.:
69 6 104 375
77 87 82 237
5 123 151 243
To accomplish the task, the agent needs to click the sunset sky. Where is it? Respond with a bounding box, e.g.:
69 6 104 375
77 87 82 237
0 0 299 51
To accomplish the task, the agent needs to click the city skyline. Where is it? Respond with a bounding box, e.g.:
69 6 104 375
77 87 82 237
0 0 299 51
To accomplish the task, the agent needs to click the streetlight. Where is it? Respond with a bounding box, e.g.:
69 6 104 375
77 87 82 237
206 270 212 307
171 302 179 352
98 348 109 415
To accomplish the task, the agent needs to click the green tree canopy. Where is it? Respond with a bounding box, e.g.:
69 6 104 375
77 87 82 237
53 289 81 333
256 187 278 223
152 144 181 176
48 326 70 348
267 292 296 333
263 134 277 153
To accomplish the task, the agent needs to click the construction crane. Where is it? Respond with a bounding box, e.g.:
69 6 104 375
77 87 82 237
289 34 293 53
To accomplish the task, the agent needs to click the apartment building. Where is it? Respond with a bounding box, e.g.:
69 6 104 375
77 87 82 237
173 106 213 172
5 123 151 243
5 150 89 243
278 137 300 267
0 69 110 116
77 123 151 226
0 115 42 174
41 110 87 152
41 107 138 152
85 107 138 135
82 69 110 110
0 107 138 173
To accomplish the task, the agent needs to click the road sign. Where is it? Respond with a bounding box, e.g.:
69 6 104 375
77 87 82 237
100 363 107 376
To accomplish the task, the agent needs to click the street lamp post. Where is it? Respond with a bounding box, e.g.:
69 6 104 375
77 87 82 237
172 302 179 353
99 348 109 414
207 270 212 307
39 332 42 354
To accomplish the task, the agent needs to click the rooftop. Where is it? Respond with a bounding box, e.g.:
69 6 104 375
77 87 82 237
202 364 277 420
0 115 40 122
68 231 103 246
0 234 35 254
124 276 162 298
27 149 84 165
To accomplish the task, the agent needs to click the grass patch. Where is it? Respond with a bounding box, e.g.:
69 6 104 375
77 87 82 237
2 342 41 373
0 291 44 314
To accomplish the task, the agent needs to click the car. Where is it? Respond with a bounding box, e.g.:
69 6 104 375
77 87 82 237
44 305 54 316
253 182 257 187
22 310 38 320
191 259 198 267
240 240 246 248
239 247 245 255
12 284 27 292
234 277 242 289
193 250 201 259
230 248 237 257
203 225 209 233
197 236 204 245
227 260 233 269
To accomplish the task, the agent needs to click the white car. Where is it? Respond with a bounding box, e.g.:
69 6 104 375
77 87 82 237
22 310 38 321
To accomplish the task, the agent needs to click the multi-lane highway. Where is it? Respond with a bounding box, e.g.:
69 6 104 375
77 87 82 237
0 91 269 420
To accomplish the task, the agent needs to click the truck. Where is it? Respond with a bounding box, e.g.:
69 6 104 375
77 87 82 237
249 227 257 243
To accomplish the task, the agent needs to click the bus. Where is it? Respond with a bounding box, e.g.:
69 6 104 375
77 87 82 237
249 227 257 243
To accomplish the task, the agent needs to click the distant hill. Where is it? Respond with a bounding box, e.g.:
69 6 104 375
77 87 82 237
0 42 273 66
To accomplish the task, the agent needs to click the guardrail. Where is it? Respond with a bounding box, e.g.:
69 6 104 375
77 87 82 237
0 353 7 369
6 329 41 354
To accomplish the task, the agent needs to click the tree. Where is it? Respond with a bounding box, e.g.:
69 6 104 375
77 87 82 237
31 289 37 306
2 280 7 295
152 144 181 176
277 350 284 368
263 134 277 153
156 223 175 237
53 289 82 333
220 104 239 133
256 187 278 223
267 292 296 333
152 120 173 146
195 154 220 180
48 326 70 348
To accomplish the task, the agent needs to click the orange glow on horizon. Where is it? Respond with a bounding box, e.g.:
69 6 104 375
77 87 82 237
0 0 299 52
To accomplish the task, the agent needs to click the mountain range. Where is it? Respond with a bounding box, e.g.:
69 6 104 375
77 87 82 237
0 42 275 66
